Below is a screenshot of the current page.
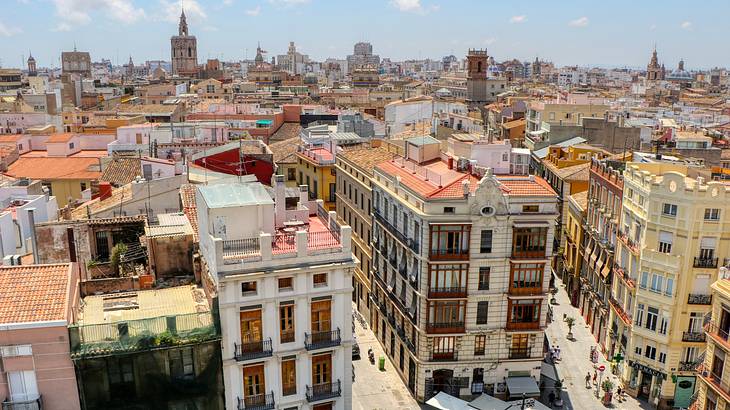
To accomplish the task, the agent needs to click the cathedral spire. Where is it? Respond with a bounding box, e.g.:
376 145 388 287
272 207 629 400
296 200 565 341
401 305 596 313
179 7 189 36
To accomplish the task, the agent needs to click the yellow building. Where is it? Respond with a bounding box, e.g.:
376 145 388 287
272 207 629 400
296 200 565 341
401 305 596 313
295 146 336 210
563 190 587 305
617 163 730 409
269 138 300 188
695 270 730 410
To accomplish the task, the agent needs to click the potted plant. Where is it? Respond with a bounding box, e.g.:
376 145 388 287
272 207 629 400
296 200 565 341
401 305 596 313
565 316 576 340
602 379 614 404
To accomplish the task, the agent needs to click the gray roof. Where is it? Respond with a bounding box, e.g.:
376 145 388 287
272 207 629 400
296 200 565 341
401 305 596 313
198 182 273 208
406 135 440 146
533 136 587 159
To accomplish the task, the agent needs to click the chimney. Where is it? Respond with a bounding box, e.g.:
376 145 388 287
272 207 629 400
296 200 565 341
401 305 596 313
27 208 38 264
448 156 454 170
274 175 286 214
299 184 308 205
462 179 470 197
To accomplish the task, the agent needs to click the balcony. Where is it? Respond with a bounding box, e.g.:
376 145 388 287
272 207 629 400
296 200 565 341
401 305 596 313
429 351 458 362
69 311 218 359
506 321 541 331
429 248 469 261
404 334 417 354
428 286 467 299
509 347 532 359
511 249 547 260
306 380 342 402
280 330 295 344
425 321 465 334
697 364 730 404
613 263 635 290
508 285 544 297
682 331 706 343
237 392 275 410
694 257 718 269
304 328 341 351
706 321 730 348
234 338 273 361
2 396 42 410
608 296 632 327
688 294 712 305
374 212 419 253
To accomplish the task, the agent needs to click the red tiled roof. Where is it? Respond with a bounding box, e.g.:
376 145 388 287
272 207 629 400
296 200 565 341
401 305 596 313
0 263 74 324
46 133 76 143
180 184 199 241
497 176 556 197
4 157 101 180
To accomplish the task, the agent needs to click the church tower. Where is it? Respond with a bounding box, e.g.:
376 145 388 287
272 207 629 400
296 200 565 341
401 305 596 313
647 47 662 82
170 8 198 76
466 48 488 103
27 52 37 77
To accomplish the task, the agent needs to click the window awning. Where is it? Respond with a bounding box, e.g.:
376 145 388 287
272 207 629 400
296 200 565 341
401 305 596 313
506 376 540 398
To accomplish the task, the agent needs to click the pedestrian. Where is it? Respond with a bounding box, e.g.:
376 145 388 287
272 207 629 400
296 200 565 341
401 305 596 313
548 390 555 405
592 370 597 385
585 372 591 389
555 345 561 360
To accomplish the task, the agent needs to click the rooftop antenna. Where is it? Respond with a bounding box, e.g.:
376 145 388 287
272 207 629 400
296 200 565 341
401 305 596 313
73 41 77 52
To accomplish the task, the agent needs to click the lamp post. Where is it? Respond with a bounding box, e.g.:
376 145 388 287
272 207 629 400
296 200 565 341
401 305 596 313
596 365 605 398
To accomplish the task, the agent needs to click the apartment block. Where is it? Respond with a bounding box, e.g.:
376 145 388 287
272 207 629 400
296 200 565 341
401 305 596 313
197 177 354 410
370 136 558 402
616 163 730 409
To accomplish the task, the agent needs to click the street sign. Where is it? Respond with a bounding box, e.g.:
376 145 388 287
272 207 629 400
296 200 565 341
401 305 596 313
598 365 606 372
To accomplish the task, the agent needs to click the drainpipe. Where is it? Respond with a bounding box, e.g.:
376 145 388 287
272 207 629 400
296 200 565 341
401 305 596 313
27 208 38 264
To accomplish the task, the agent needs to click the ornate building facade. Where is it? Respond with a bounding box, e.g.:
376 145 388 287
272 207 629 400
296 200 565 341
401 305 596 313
171 10 198 76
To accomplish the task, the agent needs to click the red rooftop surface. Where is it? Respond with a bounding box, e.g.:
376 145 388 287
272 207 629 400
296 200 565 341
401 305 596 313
297 147 335 165
0 263 78 324
377 157 556 199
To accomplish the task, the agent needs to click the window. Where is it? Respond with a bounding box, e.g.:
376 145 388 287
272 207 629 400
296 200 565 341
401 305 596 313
659 351 666 364
313 273 327 287
169 347 194 381
478 267 490 290
430 224 470 258
69 142 75 149
278 277 293 291
429 264 467 292
645 345 656 360
659 316 668 335
700 237 717 260
646 307 658 331
665 276 674 297
474 335 486 355
433 336 456 359
480 230 493 253
522 205 539 213
287 168 296 181
635 303 645 327
80 182 87 192
428 301 466 327
705 208 720 221
476 302 488 325
7 370 38 403
281 357 297 396
512 227 548 258
241 281 257 296
640 272 649 289
658 231 672 254
508 299 541 324
443 207 455 214
510 263 544 292
662 203 678 217
280 304 295 343
0 345 32 357
650 274 664 294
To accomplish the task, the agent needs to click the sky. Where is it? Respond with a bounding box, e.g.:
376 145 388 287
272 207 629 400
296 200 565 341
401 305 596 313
1 0 729 70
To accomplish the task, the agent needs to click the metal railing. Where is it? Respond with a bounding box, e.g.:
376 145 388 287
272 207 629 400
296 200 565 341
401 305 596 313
706 321 730 343
509 347 532 359
304 328 341 350
429 248 469 260
2 396 42 410
425 321 465 334
427 286 467 298
306 380 341 402
373 211 419 253
306 230 341 250
280 330 295 344
223 237 261 259
234 338 273 361
429 351 458 362
682 331 706 343
272 232 297 254
694 257 718 269
237 392 274 410
688 294 712 305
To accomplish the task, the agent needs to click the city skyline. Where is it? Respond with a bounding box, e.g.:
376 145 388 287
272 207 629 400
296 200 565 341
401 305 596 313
1 0 729 70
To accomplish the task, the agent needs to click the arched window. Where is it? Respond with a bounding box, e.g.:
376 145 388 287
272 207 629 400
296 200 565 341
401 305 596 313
188 47 192 57
477 61 482 73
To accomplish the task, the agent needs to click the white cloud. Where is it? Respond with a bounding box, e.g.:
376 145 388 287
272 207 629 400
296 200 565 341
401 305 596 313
245 5 261 15
510 15 526 24
0 21 22 37
268 0 309 6
568 16 589 27
391 0 421 12
157 0 206 23
51 0 146 30
680 21 692 30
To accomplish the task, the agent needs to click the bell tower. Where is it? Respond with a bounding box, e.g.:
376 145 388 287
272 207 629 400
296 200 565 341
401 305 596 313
466 49 488 103
170 7 198 76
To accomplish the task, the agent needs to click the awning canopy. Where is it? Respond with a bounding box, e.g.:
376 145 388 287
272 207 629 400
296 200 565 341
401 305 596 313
424 391 472 410
506 376 540 398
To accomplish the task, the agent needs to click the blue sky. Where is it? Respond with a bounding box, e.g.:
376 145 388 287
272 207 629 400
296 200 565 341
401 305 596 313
1 0 728 70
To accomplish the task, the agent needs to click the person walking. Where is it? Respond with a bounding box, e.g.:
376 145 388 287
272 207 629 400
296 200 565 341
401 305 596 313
585 372 591 389
555 345 561 361
592 370 597 385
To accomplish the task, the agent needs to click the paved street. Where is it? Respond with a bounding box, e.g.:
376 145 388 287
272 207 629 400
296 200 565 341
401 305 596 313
351 308 421 410
547 278 650 410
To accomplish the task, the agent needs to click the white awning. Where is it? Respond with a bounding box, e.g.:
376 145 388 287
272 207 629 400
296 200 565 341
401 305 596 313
425 391 472 410
506 376 540 398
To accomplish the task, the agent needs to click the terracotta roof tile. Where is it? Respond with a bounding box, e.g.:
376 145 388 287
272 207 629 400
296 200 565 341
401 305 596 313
101 157 141 186
339 146 395 176
180 184 199 241
4 157 101 180
45 133 76 143
0 263 74 324
497 176 556 197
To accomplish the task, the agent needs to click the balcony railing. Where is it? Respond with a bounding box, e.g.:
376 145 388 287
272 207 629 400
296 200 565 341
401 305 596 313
69 311 218 359
280 330 295 344
374 212 419 253
429 248 469 261
608 296 632 326
509 347 532 359
508 284 544 296
234 338 273 361
429 351 458 362
506 320 541 331
404 334 417 354
706 321 730 344
223 237 261 260
425 321 465 334
688 294 712 305
511 249 547 259
2 396 42 410
304 328 341 350
237 392 275 410
682 331 706 343
306 380 341 402
427 286 467 299
694 257 718 269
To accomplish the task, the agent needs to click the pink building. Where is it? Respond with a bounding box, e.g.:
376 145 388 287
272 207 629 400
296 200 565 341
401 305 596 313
0 263 81 410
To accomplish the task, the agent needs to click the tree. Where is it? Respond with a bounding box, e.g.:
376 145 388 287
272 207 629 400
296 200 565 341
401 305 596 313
565 316 576 339
110 243 128 275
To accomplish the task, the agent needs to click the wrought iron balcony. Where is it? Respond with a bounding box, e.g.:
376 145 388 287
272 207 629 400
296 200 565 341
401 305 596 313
428 286 467 298
429 351 458 362
306 380 341 402
373 211 419 253
688 293 712 305
404 334 417 353
237 392 274 410
425 321 465 334
682 331 707 343
2 396 42 410
694 257 718 269
304 328 341 351
509 347 532 359
234 338 273 361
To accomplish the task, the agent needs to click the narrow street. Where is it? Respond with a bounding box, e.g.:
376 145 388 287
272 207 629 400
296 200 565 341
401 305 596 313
547 278 650 410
